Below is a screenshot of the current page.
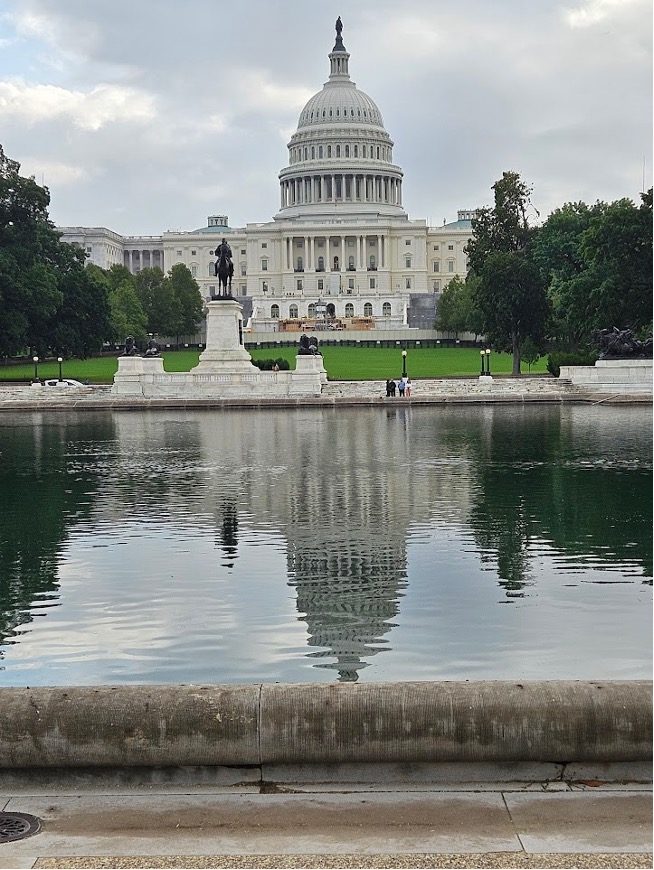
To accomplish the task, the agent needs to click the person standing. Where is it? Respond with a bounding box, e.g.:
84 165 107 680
398 377 406 397
405 377 412 398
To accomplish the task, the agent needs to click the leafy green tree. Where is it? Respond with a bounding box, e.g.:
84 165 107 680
0 146 62 355
168 263 204 344
474 252 549 375
435 275 483 338
109 279 148 343
520 337 541 372
136 267 176 336
466 172 548 374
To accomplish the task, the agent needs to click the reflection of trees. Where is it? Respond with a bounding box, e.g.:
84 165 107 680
463 407 653 597
0 414 107 648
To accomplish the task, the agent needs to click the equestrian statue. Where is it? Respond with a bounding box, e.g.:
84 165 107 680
214 238 234 298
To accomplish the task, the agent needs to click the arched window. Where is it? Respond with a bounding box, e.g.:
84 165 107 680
336 145 341 157
289 304 298 318
354 145 358 157
382 302 391 316
364 303 373 317
345 303 354 317
296 256 303 272
319 145 323 158
433 261 440 272
311 146 315 159
369 254 376 269
333 256 339 271
348 255 355 270
208 263 214 276
308 303 316 317
304 147 308 160
345 145 350 157
317 256 325 272
433 280 441 292
363 145 367 157
327 145 332 157
271 304 279 319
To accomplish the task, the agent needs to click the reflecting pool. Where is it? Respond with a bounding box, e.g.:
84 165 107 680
0 404 651 685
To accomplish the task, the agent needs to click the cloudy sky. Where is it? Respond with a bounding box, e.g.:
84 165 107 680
0 0 651 235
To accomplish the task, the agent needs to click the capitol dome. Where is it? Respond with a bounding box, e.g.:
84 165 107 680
277 18 404 220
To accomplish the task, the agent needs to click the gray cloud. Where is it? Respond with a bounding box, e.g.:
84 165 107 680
0 0 650 235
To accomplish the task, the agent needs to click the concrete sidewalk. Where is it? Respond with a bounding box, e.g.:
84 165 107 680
1 766 651 869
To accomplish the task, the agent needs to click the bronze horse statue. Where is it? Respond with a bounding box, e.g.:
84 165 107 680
214 246 234 298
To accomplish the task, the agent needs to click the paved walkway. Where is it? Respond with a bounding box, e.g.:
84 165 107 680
1 768 651 869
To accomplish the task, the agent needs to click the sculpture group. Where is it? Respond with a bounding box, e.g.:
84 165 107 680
591 327 652 360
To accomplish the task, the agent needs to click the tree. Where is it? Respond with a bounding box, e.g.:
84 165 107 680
466 172 548 373
473 252 549 375
435 275 483 338
135 267 176 336
109 279 148 343
0 146 62 355
168 263 204 344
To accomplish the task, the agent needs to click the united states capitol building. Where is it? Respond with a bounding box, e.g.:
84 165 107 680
59 19 475 335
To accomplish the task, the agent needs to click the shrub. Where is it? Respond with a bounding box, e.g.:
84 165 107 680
251 357 290 371
547 350 597 377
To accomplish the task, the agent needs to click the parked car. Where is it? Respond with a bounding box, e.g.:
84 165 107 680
43 378 87 387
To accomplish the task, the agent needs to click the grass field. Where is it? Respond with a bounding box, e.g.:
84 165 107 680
0 346 548 383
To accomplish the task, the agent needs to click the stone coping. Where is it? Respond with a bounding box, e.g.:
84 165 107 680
0 681 650 769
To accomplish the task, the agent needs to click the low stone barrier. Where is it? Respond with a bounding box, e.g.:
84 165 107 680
0 682 650 769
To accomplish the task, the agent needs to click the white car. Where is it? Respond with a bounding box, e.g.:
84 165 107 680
43 378 87 387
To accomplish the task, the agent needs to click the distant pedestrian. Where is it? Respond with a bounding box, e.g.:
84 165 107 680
389 379 396 397
405 377 412 398
385 378 394 397
398 377 406 397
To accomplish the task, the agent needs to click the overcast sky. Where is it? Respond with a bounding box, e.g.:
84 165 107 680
0 0 651 235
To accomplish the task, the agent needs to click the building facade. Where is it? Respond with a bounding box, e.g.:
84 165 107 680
58 20 475 333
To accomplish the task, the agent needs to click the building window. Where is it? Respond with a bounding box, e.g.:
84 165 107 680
327 146 332 157
262 281 268 292
311 146 315 159
176 250 182 257
209 285 216 296
240 264 247 276
354 145 358 157
319 146 323 158
208 264 214 276
433 245 439 250
296 256 303 271
405 256 412 268
317 256 325 271
191 265 197 277
333 256 339 270
448 261 455 272
348 278 354 290
336 145 341 157
191 250 197 256
262 242 268 249
369 255 376 269
240 284 246 296
86 246 92 253
345 145 350 157
348 255 355 269
364 303 373 316
369 278 376 289
297 279 303 291
448 244 454 250
271 304 279 318
405 240 411 246
345 303 354 317
308 303 316 317
289 304 299 318
433 280 440 292
240 249 246 255
318 279 324 290
433 261 440 272
262 259 268 271
405 278 412 289
382 302 391 316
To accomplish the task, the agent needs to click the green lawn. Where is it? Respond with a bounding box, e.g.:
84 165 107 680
0 346 548 383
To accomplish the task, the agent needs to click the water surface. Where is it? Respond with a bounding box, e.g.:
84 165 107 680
0 405 650 684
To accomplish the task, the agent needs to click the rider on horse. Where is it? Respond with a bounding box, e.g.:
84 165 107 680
214 238 234 296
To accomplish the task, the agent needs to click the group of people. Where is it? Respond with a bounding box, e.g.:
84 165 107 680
385 376 412 398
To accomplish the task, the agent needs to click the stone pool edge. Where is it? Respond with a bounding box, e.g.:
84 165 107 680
0 681 650 770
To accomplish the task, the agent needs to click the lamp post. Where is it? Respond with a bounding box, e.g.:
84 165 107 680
480 349 486 376
401 348 407 378
57 356 63 382
32 356 39 383
485 348 492 375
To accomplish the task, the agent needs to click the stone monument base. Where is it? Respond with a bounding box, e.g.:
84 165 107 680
111 299 326 399
560 358 653 395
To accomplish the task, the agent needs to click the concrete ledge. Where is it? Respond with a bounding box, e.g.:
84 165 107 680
0 681 650 769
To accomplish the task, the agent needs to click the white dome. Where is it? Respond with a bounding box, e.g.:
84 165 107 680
298 84 385 130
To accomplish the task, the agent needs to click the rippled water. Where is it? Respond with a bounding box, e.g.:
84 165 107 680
0 404 651 685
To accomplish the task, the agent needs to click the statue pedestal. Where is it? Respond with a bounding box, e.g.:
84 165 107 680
560 358 653 394
478 375 493 391
192 300 259 374
113 356 165 395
